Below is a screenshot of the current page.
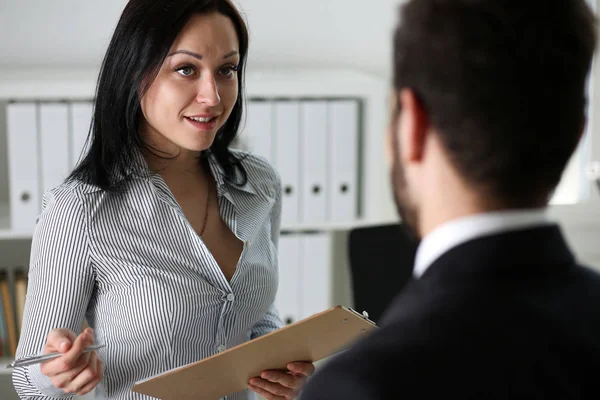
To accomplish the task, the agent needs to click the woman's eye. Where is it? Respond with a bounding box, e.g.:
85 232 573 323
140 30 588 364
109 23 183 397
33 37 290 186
176 66 195 77
219 66 239 77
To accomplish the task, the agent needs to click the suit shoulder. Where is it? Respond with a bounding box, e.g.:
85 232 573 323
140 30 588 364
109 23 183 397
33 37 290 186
576 264 600 284
301 322 438 399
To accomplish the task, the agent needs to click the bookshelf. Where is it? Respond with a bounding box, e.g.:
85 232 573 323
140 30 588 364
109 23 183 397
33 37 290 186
0 68 379 397
0 68 394 239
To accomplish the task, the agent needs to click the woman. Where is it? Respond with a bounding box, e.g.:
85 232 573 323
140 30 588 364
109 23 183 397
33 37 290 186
13 0 314 399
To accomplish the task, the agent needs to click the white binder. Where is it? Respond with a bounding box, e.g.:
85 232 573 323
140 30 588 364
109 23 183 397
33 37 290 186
275 234 301 325
300 101 328 223
69 102 93 168
6 103 40 235
242 101 273 163
274 101 301 226
300 232 332 319
39 103 70 194
328 100 360 221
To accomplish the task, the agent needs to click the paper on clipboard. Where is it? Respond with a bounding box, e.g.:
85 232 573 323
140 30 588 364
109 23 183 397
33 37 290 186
131 306 377 400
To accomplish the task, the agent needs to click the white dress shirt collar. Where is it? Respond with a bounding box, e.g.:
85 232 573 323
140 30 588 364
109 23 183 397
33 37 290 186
414 208 552 278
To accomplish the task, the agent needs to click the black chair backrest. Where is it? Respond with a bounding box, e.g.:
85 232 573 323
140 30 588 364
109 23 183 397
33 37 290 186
348 223 418 323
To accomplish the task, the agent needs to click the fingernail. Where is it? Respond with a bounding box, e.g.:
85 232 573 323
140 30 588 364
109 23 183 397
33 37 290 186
59 340 70 352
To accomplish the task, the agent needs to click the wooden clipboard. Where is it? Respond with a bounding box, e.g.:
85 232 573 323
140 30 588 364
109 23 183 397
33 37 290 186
131 306 377 400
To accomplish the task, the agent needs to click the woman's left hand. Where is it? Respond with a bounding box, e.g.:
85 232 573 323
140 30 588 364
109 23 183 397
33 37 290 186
248 361 315 400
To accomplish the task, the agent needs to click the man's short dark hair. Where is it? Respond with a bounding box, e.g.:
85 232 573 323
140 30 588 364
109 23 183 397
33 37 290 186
393 0 597 207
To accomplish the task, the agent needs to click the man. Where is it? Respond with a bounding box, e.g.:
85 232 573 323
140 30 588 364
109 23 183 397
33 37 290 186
300 0 600 398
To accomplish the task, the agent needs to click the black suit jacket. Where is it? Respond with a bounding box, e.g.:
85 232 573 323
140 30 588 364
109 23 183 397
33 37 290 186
301 225 600 399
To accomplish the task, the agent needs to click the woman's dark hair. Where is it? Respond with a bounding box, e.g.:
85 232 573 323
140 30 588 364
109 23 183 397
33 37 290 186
69 0 249 190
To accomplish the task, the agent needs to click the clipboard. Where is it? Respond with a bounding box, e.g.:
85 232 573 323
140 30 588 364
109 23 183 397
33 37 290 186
131 306 377 400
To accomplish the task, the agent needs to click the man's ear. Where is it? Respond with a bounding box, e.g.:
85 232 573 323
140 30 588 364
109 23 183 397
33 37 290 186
398 89 429 165
385 91 401 168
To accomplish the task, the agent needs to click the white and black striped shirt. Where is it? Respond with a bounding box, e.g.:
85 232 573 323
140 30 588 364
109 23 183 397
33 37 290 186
13 150 283 400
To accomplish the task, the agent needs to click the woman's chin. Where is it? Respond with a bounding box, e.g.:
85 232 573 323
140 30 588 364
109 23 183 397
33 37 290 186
181 137 216 153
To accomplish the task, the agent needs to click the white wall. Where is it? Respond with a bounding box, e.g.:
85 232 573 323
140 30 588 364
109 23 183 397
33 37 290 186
0 0 400 79
1 0 599 257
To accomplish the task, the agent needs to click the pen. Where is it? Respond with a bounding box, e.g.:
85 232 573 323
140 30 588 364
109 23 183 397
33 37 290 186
6 343 105 369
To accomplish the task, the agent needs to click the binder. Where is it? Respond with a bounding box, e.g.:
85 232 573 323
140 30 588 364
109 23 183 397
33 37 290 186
275 234 301 325
39 103 70 194
300 232 332 319
274 101 301 225
131 306 376 400
242 101 274 163
0 273 17 357
6 103 40 235
69 101 93 168
0 280 6 357
14 271 27 335
328 100 360 221
300 101 328 223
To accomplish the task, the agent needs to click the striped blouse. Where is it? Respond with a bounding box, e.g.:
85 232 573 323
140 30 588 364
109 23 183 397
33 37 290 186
13 150 283 400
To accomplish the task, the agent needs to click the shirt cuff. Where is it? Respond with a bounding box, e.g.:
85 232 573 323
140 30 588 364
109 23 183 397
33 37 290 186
28 363 73 398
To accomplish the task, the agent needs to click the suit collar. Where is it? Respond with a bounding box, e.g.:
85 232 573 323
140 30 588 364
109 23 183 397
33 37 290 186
378 225 577 329
421 224 576 282
414 209 551 278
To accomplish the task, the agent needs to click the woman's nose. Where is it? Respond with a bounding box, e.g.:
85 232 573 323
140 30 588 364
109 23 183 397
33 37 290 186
195 76 221 106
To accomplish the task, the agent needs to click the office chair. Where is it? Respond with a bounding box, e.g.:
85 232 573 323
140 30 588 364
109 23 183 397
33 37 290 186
348 223 418 324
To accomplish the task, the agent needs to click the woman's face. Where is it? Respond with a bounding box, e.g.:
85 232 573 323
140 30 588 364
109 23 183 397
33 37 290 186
140 12 240 156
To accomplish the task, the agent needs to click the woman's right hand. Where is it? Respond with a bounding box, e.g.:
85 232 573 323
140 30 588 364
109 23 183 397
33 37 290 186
40 327 103 396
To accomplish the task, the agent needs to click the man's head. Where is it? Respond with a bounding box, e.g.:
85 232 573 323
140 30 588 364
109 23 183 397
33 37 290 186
388 0 597 238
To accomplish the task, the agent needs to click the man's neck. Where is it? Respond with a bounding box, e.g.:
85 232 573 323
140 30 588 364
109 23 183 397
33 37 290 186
413 207 551 277
418 191 546 239
418 189 491 238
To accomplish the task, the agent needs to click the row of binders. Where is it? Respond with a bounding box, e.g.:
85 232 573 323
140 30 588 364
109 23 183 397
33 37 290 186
0 270 27 358
240 99 361 226
5 98 361 236
6 102 93 235
274 232 333 325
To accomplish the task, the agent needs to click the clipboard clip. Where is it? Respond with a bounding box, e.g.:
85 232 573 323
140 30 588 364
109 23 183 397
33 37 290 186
345 307 375 325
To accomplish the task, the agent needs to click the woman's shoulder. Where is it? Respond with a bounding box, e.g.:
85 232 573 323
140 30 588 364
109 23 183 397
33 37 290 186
54 178 109 200
41 178 108 211
41 179 90 208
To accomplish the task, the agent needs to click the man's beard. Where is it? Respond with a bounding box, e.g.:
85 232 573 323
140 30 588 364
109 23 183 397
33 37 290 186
390 143 420 242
